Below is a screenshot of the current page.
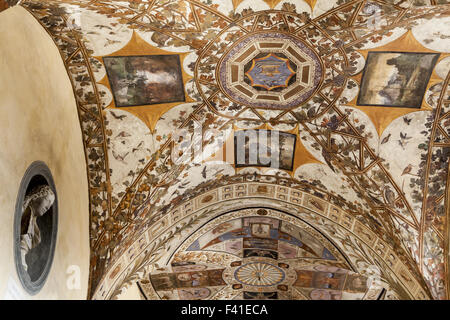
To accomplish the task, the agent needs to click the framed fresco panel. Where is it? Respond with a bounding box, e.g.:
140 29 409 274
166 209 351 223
357 52 440 108
103 55 185 107
234 129 296 171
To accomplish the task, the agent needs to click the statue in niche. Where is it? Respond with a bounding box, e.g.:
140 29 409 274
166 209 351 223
20 185 55 272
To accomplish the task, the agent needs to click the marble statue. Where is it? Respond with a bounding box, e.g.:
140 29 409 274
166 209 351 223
20 185 55 272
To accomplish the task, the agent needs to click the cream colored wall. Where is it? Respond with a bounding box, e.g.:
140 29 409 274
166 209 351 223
0 6 89 299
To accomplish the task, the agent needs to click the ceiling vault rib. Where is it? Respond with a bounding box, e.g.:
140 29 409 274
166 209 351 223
446 159 450 298
62 13 114 298
418 70 450 296
321 6 447 60
20 4 114 298
331 103 420 226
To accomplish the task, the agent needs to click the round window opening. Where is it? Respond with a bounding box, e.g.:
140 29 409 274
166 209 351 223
14 161 58 295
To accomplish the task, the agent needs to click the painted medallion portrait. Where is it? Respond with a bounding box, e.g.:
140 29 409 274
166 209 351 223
104 55 185 107
358 52 440 108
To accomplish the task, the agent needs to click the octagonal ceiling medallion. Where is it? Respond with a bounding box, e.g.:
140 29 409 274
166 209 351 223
217 32 323 110
245 53 295 91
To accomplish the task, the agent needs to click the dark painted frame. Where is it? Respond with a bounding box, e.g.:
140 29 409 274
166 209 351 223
103 54 186 108
234 129 297 171
357 51 440 109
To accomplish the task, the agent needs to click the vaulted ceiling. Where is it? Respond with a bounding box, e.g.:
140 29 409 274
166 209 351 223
4 0 449 300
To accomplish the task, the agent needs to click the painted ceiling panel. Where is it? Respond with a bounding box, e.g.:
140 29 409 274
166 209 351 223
9 0 450 299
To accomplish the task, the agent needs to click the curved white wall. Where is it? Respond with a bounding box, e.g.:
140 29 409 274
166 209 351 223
0 6 89 299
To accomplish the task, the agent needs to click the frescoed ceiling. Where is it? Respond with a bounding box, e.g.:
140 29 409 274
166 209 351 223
138 212 381 300
5 0 449 299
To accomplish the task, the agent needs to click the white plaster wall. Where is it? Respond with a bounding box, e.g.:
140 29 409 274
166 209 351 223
0 6 89 299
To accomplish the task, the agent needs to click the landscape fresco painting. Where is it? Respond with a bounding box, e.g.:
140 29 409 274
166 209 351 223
234 130 296 171
358 52 440 108
103 55 185 107
279 133 297 170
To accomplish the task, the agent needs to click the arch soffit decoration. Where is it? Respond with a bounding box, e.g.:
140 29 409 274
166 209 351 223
95 181 430 300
